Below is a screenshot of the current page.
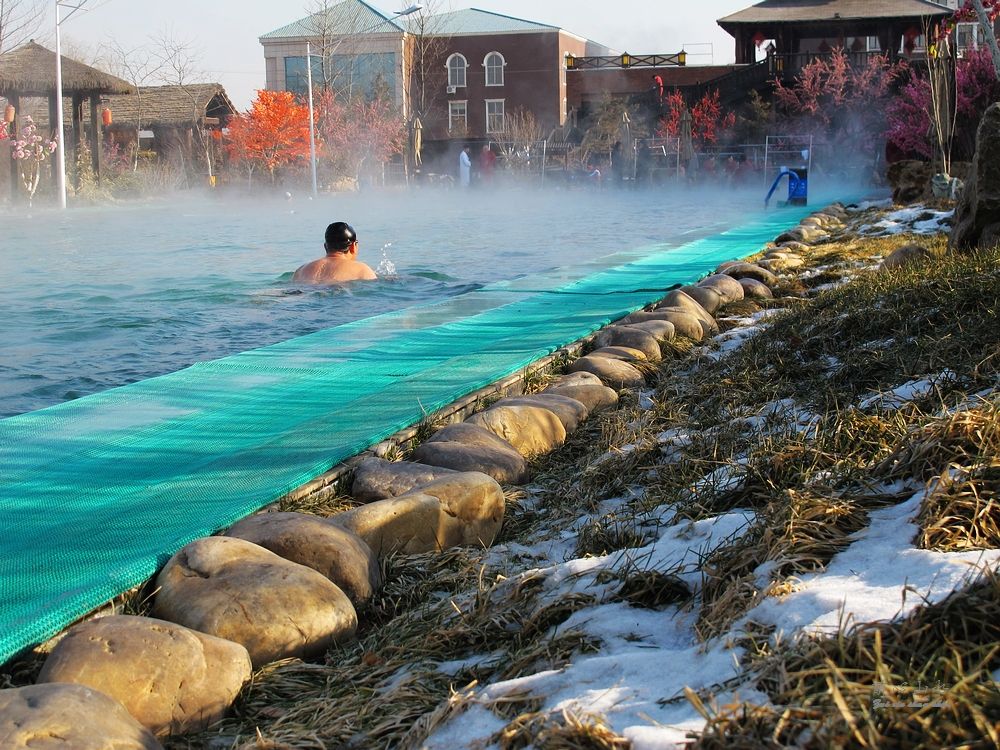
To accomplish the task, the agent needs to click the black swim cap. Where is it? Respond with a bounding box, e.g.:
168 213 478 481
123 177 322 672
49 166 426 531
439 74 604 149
325 222 357 250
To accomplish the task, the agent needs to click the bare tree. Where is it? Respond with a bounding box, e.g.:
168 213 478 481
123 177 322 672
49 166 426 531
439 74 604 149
401 1 450 129
151 30 216 183
0 0 44 55
99 40 164 170
494 107 542 170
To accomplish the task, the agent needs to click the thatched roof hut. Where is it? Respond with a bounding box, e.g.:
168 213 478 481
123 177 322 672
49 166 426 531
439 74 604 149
105 84 237 130
0 40 132 97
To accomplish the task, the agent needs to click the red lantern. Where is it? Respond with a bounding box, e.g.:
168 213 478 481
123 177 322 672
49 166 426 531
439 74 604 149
3 103 14 124
753 31 767 48
102 107 112 126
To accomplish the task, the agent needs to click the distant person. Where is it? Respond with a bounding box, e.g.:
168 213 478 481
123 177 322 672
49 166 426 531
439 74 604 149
478 144 496 184
652 74 664 103
292 222 377 284
459 146 472 188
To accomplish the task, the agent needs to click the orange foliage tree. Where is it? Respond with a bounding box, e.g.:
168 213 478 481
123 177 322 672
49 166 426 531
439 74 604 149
226 90 312 185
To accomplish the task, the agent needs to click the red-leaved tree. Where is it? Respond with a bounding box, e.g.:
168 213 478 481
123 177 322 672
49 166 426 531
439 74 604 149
656 89 736 148
226 90 311 185
314 89 406 184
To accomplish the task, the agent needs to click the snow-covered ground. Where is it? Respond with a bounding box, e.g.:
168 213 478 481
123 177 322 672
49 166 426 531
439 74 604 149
422 245 999 748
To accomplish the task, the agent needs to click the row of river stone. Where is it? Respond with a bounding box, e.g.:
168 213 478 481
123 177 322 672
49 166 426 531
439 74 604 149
0 205 848 748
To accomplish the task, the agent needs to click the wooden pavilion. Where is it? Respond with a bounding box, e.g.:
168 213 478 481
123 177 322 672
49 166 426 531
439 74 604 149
718 0 952 65
0 40 132 201
104 84 237 166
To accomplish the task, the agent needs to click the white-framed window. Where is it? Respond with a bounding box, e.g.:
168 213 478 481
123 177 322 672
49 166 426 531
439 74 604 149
484 51 506 86
449 100 467 131
486 98 505 134
446 53 467 88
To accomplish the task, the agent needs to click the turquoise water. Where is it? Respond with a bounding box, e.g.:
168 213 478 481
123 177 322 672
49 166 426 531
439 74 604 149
1 186 772 417
0 185 853 666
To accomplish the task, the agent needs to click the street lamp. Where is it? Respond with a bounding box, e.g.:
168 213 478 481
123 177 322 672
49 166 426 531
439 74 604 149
54 0 91 210
305 2 424 197
56 0 87 208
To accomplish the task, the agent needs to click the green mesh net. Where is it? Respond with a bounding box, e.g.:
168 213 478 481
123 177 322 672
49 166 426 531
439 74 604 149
0 205 823 664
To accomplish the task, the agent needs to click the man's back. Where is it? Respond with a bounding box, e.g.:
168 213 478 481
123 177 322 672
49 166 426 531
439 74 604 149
292 256 377 284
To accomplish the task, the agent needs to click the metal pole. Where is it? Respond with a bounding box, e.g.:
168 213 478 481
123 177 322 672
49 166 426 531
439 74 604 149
54 0 67 209
306 42 318 198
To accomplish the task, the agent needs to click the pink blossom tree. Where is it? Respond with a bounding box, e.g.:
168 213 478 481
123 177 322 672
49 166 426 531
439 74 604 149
10 117 58 207
885 48 1000 160
773 48 905 160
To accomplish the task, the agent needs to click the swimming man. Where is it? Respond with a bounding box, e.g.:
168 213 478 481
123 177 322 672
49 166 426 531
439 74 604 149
292 222 378 284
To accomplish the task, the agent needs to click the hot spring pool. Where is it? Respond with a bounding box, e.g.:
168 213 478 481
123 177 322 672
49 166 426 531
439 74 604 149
3 186 779 417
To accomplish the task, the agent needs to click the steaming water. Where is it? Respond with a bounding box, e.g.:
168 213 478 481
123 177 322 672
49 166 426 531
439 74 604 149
1 186 771 418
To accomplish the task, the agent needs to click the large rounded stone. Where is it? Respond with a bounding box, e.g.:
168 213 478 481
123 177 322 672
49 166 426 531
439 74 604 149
466 404 566 457
679 284 724 314
659 289 718 325
411 423 528 484
151 536 357 668
548 371 603 388
626 319 676 341
224 512 380 606
739 277 774 300
770 241 809 254
774 225 827 245
567 355 646 389
697 274 745 304
37 615 251 737
952 105 1000 250
592 325 661 361
487 393 589 432
720 262 779 286
587 345 647 362
543 383 619 412
643 307 705 341
758 256 805 273
351 456 458 501
332 472 504 557
0 683 162 749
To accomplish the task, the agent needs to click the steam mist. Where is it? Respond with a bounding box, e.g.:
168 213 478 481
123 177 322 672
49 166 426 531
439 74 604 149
0 177 870 418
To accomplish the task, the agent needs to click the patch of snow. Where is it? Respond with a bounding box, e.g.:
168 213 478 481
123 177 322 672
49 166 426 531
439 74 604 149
704 325 762 361
850 198 893 212
859 370 959 409
638 389 656 411
743 491 1000 636
425 510 759 750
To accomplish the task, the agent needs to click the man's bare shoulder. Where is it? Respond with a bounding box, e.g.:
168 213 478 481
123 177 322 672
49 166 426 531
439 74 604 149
293 258 377 284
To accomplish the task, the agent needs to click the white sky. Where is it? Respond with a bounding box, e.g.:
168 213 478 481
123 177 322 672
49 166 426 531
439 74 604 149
46 0 752 109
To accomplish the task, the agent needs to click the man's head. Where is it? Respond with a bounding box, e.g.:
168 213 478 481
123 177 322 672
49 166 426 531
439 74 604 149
325 222 358 254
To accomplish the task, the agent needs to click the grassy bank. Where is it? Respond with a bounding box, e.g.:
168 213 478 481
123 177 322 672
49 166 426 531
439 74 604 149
5 206 987 749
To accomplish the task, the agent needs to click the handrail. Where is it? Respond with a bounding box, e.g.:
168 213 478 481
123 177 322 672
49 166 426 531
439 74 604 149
764 168 801 208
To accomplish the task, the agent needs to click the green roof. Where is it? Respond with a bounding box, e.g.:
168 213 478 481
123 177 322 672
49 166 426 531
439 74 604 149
416 8 558 35
260 0 402 40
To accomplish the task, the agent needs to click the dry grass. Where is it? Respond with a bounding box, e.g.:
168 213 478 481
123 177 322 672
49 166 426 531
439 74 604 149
692 566 1000 749
494 708 632 750
872 400 1000 483
153 218 1000 747
917 462 1000 552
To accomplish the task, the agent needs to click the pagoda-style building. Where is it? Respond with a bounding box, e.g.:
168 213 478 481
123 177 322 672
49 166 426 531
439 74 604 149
718 0 952 65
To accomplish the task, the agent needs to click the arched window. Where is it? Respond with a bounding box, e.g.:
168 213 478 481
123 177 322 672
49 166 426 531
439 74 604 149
484 51 505 86
446 53 467 88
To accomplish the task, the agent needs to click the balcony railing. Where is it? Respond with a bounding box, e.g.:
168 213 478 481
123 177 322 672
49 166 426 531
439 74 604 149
566 52 687 70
